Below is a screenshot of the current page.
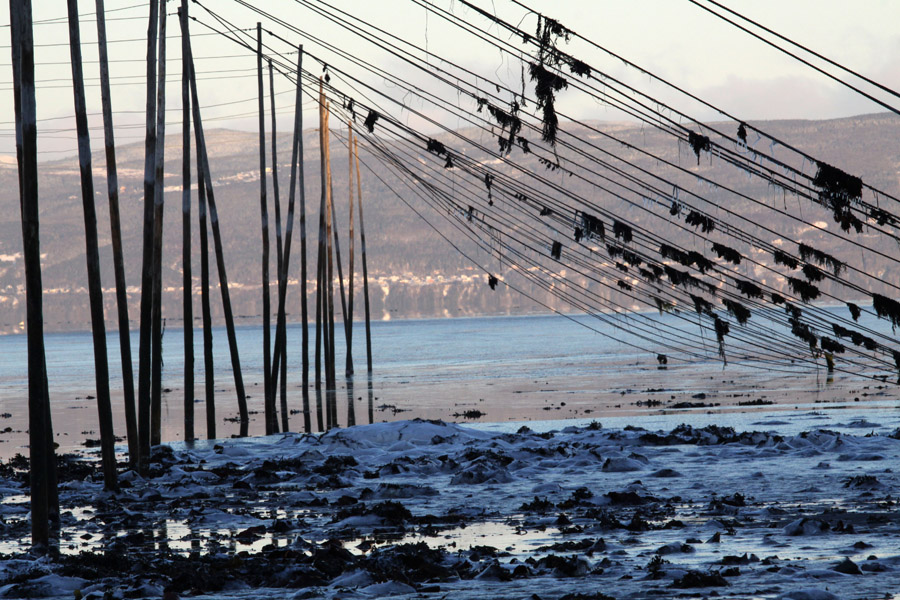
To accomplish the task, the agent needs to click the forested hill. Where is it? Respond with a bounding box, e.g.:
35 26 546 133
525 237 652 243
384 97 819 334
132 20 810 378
1 112 898 334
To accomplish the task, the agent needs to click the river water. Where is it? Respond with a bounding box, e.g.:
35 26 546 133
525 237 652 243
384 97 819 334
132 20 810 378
1 310 897 459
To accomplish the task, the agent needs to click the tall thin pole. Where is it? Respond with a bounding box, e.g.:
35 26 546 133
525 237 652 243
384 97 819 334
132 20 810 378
95 0 138 467
330 168 351 377
298 48 310 434
137 0 159 470
257 23 273 435
315 78 328 431
67 0 118 491
150 0 167 447
324 101 337 429
354 134 373 373
187 32 249 434
179 1 194 443
11 0 54 550
347 119 356 378
269 59 287 433
180 10 215 440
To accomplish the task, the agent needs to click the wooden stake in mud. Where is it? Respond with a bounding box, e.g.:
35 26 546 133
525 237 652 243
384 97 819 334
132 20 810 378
297 49 311 434
324 100 338 428
95 0 139 465
256 23 274 435
67 0 118 491
11 0 56 550
186 29 249 434
179 1 194 443
347 119 356 378
316 78 328 430
268 58 288 433
354 134 374 374
270 51 305 432
137 0 160 470
179 11 215 439
150 0 167 447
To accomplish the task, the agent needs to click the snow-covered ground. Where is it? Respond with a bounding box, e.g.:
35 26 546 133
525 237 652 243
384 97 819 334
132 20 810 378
2 409 900 599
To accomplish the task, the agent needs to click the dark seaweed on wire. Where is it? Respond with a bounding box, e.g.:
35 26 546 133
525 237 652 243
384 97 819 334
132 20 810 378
799 243 844 275
737 122 747 144
551 240 562 260
722 299 751 325
813 161 863 207
783 303 802 320
711 243 742 265
444 155 454 169
517 136 531 154
540 206 552 216
665 265 714 293
821 337 846 354
653 296 676 314
529 62 568 145
773 249 799 269
487 102 522 155
873 293 900 330
788 277 820 302
618 279 632 291
623 250 643 267
688 251 713 273
690 294 715 316
606 244 623 259
734 279 763 299
832 323 879 351
615 262 628 273
771 292 786 305
568 57 591 77
685 210 715 233
688 131 711 165
363 109 380 133
613 220 633 243
640 265 664 284
869 206 896 227
789 318 818 352
488 274 499 290
670 200 681 216
801 263 825 283
893 350 900 378
426 138 447 156
573 227 583 242
847 302 861 322
714 315 730 363
579 212 605 240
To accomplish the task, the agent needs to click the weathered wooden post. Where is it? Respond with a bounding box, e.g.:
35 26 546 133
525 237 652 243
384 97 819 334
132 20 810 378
11 0 56 550
257 23 274 435
67 0 118 491
269 58 288 433
354 134 374 374
137 0 160 471
179 0 194 443
150 0 167 447
95 0 139 465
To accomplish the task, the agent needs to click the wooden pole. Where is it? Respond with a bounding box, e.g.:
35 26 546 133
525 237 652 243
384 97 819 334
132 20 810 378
137 0 159 470
150 0 167 448
297 49 311 434
316 78 328 431
179 1 194 443
94 0 138 467
257 23 274 436
324 101 337 429
269 59 288 433
67 0 118 491
11 0 54 551
347 119 356 378
331 168 351 378
354 134 374 373
179 5 215 440
187 31 249 434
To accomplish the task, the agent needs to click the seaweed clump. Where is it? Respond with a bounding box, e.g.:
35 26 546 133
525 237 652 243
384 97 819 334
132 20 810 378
722 299 751 325
685 210 715 234
812 161 864 233
799 243 844 275
688 131 711 165
363 109 380 133
873 293 900 330
787 277 820 302
613 220 633 243
711 243 741 265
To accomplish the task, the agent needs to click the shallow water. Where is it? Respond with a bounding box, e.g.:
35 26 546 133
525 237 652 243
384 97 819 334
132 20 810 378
1 310 897 459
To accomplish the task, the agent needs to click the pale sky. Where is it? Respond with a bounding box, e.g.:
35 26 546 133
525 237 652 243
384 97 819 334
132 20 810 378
1 0 898 159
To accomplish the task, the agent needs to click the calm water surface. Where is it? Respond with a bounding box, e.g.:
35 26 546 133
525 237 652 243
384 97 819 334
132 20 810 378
0 310 897 458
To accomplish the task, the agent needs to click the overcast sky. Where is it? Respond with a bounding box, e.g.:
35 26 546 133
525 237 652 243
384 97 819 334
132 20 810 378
1 0 898 159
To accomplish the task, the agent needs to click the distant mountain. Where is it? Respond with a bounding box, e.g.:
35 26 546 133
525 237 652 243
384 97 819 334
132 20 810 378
1 112 898 334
